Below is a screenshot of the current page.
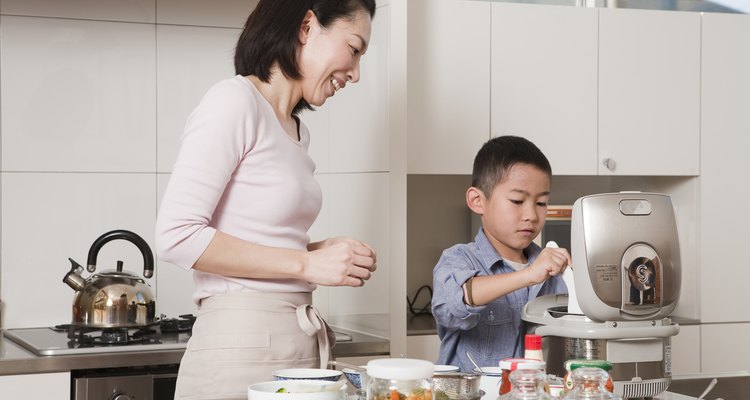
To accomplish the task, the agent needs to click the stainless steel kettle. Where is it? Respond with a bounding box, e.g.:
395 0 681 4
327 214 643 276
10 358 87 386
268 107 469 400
63 229 156 328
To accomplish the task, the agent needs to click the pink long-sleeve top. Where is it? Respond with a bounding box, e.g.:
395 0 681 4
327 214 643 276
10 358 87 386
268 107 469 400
155 75 322 304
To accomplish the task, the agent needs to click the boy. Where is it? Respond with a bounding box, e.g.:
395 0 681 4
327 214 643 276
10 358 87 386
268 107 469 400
432 135 571 372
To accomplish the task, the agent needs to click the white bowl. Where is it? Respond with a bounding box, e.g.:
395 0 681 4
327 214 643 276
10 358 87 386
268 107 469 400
472 367 502 399
248 379 346 400
273 368 343 382
434 364 460 373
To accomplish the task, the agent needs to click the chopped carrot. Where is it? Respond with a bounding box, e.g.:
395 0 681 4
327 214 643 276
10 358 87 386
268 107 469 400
390 389 400 400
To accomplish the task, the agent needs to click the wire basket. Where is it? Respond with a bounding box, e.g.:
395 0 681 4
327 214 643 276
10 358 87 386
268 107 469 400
432 373 483 400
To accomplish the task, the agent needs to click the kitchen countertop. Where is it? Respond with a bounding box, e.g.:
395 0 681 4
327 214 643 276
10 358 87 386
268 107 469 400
406 314 702 336
0 326 389 376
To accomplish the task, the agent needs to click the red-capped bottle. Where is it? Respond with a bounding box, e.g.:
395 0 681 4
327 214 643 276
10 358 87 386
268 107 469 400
524 334 544 362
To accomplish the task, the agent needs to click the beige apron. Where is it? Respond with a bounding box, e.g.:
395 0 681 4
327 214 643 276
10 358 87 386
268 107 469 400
174 292 334 400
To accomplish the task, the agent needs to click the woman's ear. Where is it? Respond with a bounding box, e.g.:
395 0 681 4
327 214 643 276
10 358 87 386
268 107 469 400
299 9 317 45
466 187 485 215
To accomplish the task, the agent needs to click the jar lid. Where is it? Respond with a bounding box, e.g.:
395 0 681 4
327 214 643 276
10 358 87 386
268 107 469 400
367 358 434 380
564 359 613 371
498 358 546 371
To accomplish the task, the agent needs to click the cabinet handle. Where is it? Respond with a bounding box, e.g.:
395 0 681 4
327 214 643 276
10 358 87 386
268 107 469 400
602 158 616 171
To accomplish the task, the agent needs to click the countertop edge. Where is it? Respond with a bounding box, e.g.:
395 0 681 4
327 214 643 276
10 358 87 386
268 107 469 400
0 327 389 376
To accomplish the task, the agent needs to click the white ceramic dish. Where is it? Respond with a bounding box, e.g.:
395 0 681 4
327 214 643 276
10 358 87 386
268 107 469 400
248 379 346 400
472 367 502 400
273 368 343 382
434 364 460 373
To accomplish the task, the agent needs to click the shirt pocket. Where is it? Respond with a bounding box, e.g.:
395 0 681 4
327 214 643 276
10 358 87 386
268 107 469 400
465 300 515 360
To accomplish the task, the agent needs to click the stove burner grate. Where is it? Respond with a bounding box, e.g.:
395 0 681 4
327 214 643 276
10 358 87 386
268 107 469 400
52 314 195 348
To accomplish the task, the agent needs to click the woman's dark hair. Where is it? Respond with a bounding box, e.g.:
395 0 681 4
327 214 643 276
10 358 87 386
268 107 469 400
471 135 552 198
235 0 376 115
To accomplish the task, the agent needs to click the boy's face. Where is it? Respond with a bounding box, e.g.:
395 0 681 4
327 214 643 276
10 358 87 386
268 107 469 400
467 163 551 263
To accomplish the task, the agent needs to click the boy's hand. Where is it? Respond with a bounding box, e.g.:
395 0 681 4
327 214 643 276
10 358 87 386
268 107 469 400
526 246 572 285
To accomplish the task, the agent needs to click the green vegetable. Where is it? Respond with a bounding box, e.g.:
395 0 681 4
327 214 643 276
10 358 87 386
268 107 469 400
276 388 287 393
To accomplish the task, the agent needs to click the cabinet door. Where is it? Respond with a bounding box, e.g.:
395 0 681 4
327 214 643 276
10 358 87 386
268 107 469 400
406 334 441 363
491 3 598 175
407 0 490 174
598 8 700 176
670 324 700 375
701 323 750 373
0 372 70 399
699 12 750 323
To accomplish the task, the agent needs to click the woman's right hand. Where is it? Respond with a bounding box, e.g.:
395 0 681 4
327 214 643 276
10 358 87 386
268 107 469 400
304 237 377 287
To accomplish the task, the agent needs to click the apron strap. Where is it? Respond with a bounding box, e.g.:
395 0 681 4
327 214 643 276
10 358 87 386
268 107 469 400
296 304 331 369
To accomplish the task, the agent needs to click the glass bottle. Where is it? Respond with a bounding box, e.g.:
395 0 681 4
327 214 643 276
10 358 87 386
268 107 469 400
367 358 434 400
503 369 553 400
561 367 622 400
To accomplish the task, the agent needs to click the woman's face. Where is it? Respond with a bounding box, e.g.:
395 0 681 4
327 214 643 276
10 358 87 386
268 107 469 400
297 9 372 107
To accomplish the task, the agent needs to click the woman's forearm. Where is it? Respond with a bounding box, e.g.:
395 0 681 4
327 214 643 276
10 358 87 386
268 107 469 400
193 230 307 280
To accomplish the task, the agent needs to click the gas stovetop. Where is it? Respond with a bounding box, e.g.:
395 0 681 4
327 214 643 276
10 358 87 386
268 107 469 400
3 315 194 356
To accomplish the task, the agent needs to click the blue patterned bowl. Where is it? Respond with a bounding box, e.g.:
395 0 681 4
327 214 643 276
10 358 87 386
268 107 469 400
273 368 343 382
342 368 363 389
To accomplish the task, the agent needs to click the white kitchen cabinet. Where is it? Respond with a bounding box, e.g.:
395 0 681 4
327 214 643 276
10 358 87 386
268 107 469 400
0 372 70 399
491 3 598 175
321 173 390 319
670 324 700 375
598 8 700 176
701 323 750 373
407 0 491 174
406 334 440 363
698 12 750 323
492 5 699 176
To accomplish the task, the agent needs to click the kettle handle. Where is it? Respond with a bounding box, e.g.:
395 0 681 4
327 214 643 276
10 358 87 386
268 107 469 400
86 229 155 278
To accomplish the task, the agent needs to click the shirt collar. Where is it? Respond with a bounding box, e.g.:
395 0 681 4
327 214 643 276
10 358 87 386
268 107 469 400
474 228 542 271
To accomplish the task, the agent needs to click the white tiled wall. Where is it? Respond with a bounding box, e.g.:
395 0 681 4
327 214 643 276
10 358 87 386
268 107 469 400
1 16 156 173
1 173 157 328
156 24 240 172
0 1 391 330
0 0 155 23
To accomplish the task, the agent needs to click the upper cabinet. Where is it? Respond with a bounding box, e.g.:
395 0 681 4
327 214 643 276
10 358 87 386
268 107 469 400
412 3 701 176
699 12 750 323
492 5 700 176
598 8 700 176
407 0 491 174
491 3 598 175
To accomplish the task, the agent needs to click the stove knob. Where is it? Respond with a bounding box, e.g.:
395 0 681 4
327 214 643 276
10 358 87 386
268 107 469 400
111 393 133 400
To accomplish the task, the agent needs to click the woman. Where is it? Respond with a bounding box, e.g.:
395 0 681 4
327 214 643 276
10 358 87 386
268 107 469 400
155 0 377 398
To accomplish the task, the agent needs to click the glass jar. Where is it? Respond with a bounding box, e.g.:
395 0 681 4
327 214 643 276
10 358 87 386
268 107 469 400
504 369 553 400
367 358 434 400
499 358 547 395
563 360 614 394
560 368 622 400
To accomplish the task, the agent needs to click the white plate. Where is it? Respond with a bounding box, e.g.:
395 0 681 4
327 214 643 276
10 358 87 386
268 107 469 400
248 380 346 400
273 368 343 381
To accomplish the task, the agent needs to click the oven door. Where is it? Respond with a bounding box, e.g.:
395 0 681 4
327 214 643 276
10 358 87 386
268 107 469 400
72 365 178 400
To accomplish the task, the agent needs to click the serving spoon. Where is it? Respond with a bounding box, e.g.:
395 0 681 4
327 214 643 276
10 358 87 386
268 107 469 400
466 352 484 374
697 378 717 400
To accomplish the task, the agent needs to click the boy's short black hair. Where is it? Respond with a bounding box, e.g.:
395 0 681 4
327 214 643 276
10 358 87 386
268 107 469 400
235 0 377 116
471 135 552 198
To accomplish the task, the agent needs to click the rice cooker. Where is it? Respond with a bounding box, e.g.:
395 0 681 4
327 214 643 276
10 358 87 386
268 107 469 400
522 192 681 399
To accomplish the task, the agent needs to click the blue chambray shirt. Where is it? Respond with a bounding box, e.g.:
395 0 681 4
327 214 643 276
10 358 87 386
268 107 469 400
432 228 567 372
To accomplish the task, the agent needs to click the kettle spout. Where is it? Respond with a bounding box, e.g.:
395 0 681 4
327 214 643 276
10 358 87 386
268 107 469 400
63 258 87 291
